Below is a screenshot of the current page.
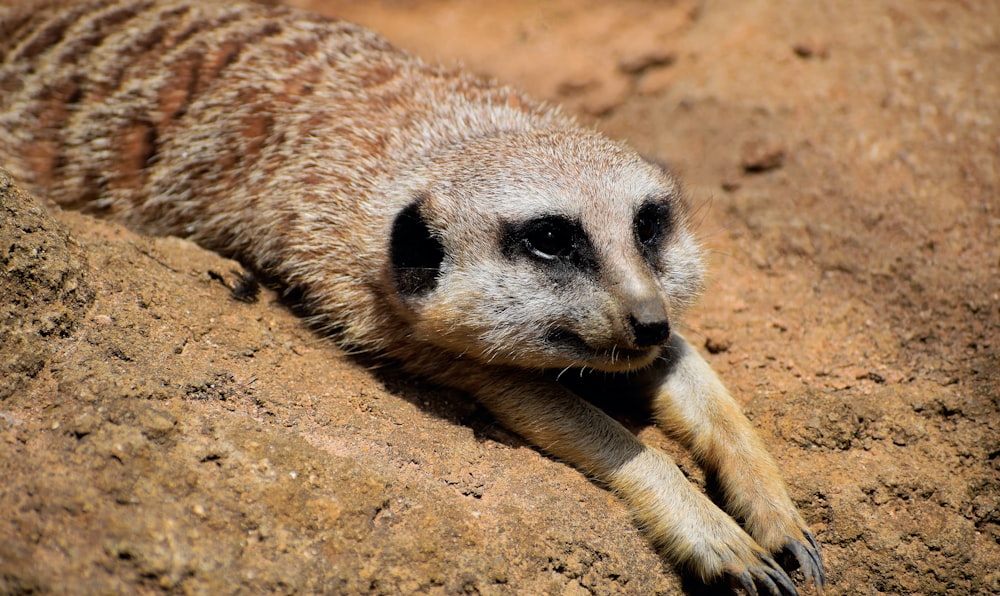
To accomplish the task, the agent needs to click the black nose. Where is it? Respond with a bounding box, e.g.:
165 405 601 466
629 316 671 347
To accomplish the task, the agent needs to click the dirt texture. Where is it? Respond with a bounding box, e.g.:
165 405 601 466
2 0 999 594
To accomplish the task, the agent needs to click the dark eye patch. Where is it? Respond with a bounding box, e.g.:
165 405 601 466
502 214 598 273
634 199 673 258
390 198 445 297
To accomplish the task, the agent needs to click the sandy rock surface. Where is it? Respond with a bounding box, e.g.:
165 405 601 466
2 0 999 594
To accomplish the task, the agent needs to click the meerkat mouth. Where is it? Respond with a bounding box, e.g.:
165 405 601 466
545 328 659 369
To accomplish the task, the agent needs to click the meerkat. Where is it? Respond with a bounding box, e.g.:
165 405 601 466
0 1 825 592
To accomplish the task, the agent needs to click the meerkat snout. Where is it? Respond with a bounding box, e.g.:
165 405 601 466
607 256 673 349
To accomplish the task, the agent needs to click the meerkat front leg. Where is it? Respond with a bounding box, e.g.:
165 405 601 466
651 333 826 589
437 363 803 595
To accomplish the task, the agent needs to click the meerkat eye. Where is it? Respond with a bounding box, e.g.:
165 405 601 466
635 212 659 245
635 201 672 248
501 215 597 271
522 217 577 261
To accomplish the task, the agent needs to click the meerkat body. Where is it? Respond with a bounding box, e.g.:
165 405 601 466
0 1 824 592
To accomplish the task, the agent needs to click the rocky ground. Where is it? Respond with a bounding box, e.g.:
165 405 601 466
2 0 998 594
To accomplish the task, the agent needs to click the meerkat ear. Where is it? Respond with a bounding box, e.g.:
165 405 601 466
390 198 445 297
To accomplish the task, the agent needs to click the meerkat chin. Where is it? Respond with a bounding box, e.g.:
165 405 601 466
0 1 825 592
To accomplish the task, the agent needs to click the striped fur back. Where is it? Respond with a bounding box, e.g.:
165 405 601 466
0 1 563 240
0 0 404 221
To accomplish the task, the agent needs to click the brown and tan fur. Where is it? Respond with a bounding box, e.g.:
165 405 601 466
0 1 824 592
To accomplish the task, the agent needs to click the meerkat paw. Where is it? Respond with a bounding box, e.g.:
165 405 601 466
723 556 798 596
742 506 825 590
616 453 801 594
686 525 800 596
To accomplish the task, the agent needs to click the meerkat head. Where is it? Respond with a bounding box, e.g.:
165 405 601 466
387 130 704 373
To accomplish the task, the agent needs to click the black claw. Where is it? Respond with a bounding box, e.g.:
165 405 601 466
732 570 759 596
803 530 827 587
749 568 782 596
780 532 826 590
783 539 809 570
728 554 799 596
763 555 799 596
785 530 826 588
